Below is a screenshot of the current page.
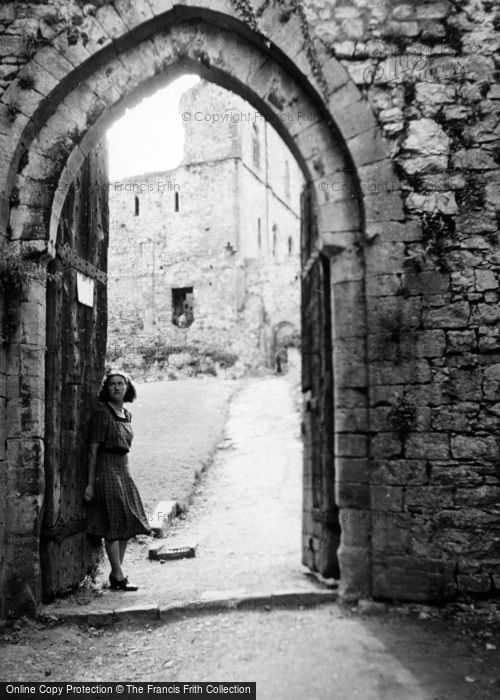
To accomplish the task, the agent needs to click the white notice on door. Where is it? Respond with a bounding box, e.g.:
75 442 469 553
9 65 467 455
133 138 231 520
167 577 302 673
77 272 95 307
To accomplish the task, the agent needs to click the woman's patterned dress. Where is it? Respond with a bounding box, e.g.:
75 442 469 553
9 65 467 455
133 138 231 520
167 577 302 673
86 403 151 540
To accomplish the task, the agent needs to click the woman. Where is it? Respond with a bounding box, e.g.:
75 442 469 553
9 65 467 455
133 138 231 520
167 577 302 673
84 369 151 591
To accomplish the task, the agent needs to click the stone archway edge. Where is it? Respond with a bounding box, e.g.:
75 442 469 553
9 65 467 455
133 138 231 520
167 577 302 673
0 3 399 242
0 0 408 615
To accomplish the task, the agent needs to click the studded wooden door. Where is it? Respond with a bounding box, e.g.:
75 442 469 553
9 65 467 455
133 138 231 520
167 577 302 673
300 182 340 578
41 144 108 600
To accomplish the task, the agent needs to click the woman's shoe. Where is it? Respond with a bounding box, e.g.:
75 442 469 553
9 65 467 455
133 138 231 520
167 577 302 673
109 574 138 591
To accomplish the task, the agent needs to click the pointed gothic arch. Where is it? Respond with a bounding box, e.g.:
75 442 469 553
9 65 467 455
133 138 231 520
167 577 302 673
0 1 405 614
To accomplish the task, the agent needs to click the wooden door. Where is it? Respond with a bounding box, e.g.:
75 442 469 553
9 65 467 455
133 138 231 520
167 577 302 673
40 144 108 600
301 182 340 578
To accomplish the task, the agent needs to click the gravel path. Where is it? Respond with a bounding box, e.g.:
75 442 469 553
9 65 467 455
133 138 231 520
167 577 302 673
2 605 500 699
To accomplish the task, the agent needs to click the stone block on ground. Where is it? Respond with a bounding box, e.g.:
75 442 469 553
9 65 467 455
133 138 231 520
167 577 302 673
149 542 197 561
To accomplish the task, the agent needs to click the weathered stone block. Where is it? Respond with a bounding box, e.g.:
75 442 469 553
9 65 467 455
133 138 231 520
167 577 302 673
452 148 497 171
365 220 422 243
347 128 388 167
6 399 44 438
405 191 457 215
339 510 371 547
0 36 25 58
422 302 470 329
405 433 450 459
371 433 402 459
415 83 456 117
5 494 43 537
370 359 431 385
335 457 370 484
372 556 456 601
471 303 500 326
403 272 450 295
403 118 450 156
335 481 370 509
335 408 368 432
398 155 448 176
335 433 368 458
455 486 500 507
430 462 483 487
371 459 428 486
323 57 350 92
365 274 401 297
332 95 376 140
450 435 499 460
371 485 404 511
445 330 477 353
475 270 498 292
405 485 454 509
372 517 411 555
338 545 371 600
365 239 406 270
431 403 478 432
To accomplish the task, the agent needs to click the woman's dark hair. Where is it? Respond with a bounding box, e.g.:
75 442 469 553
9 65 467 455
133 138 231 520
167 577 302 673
98 373 137 403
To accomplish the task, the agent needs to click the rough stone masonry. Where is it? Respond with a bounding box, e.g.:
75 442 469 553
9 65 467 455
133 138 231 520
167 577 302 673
0 0 499 617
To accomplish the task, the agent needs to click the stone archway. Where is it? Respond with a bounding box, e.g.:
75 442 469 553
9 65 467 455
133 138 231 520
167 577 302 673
1 1 404 614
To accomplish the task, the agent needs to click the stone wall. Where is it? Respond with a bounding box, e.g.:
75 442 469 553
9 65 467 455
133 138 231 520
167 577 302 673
298 0 500 598
0 233 6 620
107 80 303 376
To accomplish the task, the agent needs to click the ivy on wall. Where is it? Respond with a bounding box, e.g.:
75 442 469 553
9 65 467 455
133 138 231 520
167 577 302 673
231 0 328 97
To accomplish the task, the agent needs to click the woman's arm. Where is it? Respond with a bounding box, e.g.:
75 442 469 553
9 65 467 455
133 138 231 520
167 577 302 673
84 442 99 502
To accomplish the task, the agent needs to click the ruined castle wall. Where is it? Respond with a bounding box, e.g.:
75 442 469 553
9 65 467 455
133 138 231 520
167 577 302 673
108 81 302 372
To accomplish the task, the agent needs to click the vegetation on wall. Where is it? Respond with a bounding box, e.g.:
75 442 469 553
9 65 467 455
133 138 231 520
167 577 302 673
0 242 43 342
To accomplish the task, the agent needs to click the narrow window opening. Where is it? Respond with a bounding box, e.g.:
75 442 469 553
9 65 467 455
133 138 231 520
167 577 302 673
288 235 293 255
175 191 179 212
272 224 278 257
172 286 194 327
257 217 262 251
134 195 139 216
252 123 260 169
284 160 290 200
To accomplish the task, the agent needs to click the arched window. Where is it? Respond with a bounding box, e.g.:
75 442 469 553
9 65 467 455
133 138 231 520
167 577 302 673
252 123 260 169
134 195 139 216
288 236 293 255
175 191 179 212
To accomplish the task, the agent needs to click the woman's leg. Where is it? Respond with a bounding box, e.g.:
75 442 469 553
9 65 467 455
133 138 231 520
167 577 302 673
118 539 128 565
105 539 124 579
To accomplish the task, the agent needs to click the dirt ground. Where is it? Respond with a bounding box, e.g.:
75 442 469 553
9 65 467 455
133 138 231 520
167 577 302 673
1 603 499 699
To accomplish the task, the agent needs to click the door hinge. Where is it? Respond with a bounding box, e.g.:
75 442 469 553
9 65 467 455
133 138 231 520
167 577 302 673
57 243 107 284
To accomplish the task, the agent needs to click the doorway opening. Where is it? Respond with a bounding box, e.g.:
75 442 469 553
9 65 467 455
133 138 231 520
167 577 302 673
3 5 386 614
90 75 321 598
